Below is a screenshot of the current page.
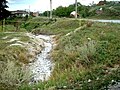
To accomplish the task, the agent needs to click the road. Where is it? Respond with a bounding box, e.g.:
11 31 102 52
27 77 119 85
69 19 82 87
81 19 120 23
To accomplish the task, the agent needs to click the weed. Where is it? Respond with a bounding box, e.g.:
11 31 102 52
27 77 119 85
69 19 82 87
0 60 31 90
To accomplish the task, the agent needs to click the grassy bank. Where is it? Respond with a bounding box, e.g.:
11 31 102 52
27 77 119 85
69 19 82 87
31 18 80 35
1 17 120 89
0 32 31 89
49 22 120 90
20 18 120 90
0 31 44 89
0 32 30 64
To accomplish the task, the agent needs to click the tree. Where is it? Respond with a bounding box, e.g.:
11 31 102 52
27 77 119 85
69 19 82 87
0 0 8 9
0 0 10 20
54 6 69 17
43 11 50 17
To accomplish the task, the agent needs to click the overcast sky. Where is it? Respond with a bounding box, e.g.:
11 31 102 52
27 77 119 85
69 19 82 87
7 0 120 12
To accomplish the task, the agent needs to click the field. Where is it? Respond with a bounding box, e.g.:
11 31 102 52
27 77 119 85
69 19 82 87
20 18 120 90
0 17 120 90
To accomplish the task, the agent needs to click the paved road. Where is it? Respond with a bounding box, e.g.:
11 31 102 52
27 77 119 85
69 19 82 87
80 19 120 23
91 19 120 23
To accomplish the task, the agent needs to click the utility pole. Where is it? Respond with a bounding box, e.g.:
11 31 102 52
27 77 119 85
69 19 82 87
75 0 77 18
47 11 49 18
2 20 3 31
2 19 5 32
50 0 52 19
29 5 31 15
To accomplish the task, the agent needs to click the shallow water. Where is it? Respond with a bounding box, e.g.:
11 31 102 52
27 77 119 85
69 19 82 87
29 35 54 82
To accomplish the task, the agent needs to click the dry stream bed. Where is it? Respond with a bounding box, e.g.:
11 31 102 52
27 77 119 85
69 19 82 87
28 35 55 82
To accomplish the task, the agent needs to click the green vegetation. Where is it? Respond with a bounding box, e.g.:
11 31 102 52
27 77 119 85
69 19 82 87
18 18 120 90
0 32 33 89
48 22 120 90
21 17 56 32
0 32 30 63
0 17 120 90
0 0 10 20
43 2 90 18
42 1 120 19
0 0 119 90
88 1 120 19
0 60 31 90
32 18 80 35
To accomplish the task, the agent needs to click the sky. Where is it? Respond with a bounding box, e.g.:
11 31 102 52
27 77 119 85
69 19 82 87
7 0 120 12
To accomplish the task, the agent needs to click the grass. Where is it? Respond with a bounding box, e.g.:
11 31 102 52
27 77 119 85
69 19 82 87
0 31 33 89
88 15 120 20
51 22 120 89
20 18 120 90
1 17 120 89
31 19 80 35
0 24 27 32
0 32 29 49
0 60 31 90
0 32 31 65
21 17 56 32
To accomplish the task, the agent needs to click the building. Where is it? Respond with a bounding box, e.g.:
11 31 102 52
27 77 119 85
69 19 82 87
11 10 29 17
97 0 106 6
32 12 39 17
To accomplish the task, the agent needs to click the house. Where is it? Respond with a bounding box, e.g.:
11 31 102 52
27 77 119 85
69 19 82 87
30 12 39 17
11 10 29 17
97 0 106 6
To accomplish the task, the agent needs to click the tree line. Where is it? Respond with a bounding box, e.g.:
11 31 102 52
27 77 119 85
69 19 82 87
42 2 90 18
0 0 120 20
42 1 120 18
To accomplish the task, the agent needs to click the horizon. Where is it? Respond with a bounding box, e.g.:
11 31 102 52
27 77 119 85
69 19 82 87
7 0 120 12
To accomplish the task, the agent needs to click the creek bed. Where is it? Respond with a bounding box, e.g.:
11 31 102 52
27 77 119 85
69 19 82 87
29 35 54 82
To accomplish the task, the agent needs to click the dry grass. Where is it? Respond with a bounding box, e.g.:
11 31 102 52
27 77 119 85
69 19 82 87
0 60 31 90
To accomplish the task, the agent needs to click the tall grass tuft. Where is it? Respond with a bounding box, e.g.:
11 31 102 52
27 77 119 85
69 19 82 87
0 60 32 90
79 40 96 66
